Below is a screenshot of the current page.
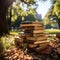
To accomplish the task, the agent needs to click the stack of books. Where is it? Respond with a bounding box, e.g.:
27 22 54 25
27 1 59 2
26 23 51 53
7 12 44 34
19 21 50 53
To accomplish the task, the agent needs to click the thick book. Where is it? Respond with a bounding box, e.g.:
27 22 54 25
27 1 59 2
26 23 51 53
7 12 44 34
24 33 45 37
20 23 43 28
34 40 49 45
26 36 47 41
33 33 45 37
24 30 44 34
32 30 44 33
39 42 49 47
20 26 44 30
21 21 43 24
25 39 47 44
24 33 33 37
28 44 38 48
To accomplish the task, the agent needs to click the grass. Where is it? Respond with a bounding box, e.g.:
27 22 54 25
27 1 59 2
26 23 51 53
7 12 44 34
10 29 60 34
9 30 19 35
44 29 60 34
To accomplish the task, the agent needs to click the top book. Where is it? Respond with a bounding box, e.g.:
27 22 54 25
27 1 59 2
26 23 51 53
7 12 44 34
20 21 43 27
21 21 43 24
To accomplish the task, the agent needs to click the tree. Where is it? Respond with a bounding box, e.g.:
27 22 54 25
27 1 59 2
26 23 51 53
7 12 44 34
43 6 53 25
53 1 60 28
25 14 35 21
43 0 60 28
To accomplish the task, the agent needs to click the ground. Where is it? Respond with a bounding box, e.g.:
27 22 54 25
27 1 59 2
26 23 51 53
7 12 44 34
0 29 60 60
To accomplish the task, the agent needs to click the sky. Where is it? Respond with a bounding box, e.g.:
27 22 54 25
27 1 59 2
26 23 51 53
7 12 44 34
36 0 52 18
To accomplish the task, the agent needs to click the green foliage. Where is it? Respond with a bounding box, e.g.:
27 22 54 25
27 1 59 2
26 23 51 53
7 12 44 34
11 14 36 27
7 0 39 22
25 14 35 21
0 35 15 51
43 18 50 25
43 7 53 25
53 1 60 19
45 24 52 29
44 0 60 28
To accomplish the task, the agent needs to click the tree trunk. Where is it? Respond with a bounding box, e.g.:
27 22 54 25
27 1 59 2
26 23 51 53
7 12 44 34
7 6 12 30
0 8 9 35
0 0 15 35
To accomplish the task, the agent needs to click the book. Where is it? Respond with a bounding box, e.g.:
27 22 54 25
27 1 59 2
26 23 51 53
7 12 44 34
24 33 45 37
20 26 44 30
33 33 45 37
28 44 38 48
21 21 43 24
32 30 44 33
20 23 43 27
26 37 47 41
34 40 49 45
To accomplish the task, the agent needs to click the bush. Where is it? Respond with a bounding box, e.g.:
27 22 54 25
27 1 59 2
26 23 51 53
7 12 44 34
0 35 15 51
